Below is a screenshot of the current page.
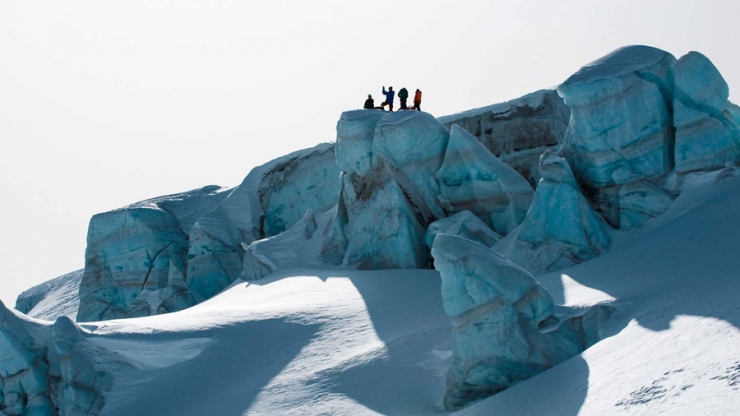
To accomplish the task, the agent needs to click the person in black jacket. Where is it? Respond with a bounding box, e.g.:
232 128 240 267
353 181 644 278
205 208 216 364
364 94 374 109
398 87 409 109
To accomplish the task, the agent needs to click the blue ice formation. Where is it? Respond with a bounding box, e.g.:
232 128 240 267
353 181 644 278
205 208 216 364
0 301 120 415
78 185 229 322
557 45 677 227
322 110 450 269
502 151 612 274
186 144 339 301
436 125 534 235
77 144 340 322
438 89 570 185
432 234 608 411
673 51 740 172
424 210 501 249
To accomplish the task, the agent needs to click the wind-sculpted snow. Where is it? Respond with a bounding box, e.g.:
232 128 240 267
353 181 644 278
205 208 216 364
558 45 676 227
431 234 609 411
242 209 333 281
673 51 740 173
424 210 501 249
436 125 533 235
438 90 570 185
0 301 122 415
15 269 82 321
323 110 449 269
501 152 612 274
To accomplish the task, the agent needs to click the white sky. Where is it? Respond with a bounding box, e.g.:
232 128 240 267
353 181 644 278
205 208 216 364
1 0 738 304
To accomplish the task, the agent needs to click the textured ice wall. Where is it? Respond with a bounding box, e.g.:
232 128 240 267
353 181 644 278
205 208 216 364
436 125 534 235
432 234 608 411
557 45 677 227
0 302 120 416
502 151 612 274
186 143 339 301
78 144 340 322
673 51 740 172
424 210 501 249
322 110 449 269
439 90 570 185
78 186 229 322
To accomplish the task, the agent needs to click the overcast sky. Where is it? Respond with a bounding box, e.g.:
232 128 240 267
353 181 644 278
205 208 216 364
1 0 738 304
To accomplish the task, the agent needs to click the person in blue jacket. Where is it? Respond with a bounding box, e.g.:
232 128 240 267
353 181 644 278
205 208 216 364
380 86 395 111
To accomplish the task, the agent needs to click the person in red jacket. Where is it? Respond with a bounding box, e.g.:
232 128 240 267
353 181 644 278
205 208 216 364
413 89 422 111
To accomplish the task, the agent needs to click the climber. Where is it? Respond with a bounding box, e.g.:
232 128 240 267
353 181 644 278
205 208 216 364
398 87 409 109
380 86 395 111
413 89 422 111
364 94 374 109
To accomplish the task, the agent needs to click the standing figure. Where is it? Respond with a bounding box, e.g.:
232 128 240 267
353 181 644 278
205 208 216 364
398 87 409 109
380 86 395 111
414 89 422 111
364 94 374 109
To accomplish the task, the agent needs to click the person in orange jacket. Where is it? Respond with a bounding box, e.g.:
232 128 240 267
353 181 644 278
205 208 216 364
413 89 422 111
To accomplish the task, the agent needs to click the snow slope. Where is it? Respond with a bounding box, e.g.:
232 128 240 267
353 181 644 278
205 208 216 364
14 269 82 321
36 169 739 416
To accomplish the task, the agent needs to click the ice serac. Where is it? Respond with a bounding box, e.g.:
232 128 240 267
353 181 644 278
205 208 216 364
673 51 740 172
558 45 677 227
186 143 340 301
503 151 611 274
424 210 501 249
438 90 570 186
432 234 607 411
322 110 449 269
436 125 534 235
15 269 82 322
77 186 230 322
0 301 122 415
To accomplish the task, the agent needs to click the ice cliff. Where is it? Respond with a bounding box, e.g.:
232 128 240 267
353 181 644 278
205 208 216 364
0 301 123 415
77 144 340 322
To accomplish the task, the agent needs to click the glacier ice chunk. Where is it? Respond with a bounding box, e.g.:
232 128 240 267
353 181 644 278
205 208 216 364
558 45 676 227
323 110 450 269
438 90 570 185
673 51 740 173
424 210 501 249
436 125 533 235
502 151 612 274
432 234 605 410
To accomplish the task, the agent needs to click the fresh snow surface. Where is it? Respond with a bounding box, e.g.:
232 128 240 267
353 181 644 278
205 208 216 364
18 169 740 416
561 45 670 86
14 269 82 321
437 90 550 125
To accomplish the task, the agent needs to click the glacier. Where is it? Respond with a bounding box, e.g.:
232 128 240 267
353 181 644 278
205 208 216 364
7 43 740 414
